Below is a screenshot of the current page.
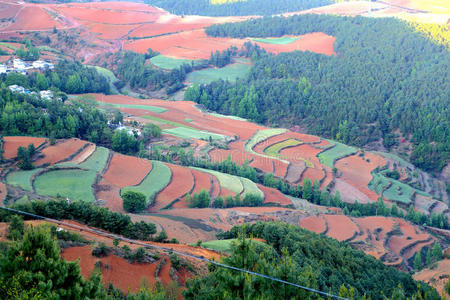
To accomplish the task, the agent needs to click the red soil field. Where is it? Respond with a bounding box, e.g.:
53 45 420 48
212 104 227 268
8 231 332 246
209 148 254 166
210 174 221 198
88 23 139 40
70 143 96 164
273 160 289 178
5 6 62 31
388 219 432 258
96 178 124 213
55 6 161 24
320 166 333 189
315 139 330 147
58 2 164 12
220 186 235 198
414 259 450 297
103 153 152 188
284 161 307 183
2 136 46 159
255 32 336 56
152 163 194 212
301 167 325 184
158 258 172 286
35 138 87 166
130 22 208 38
0 2 20 19
249 156 274 174
258 184 292 206
322 214 359 241
189 169 212 195
229 206 293 214
332 179 372 204
0 182 6 205
62 245 161 293
352 216 395 259
279 144 323 165
299 215 327 234
335 152 386 202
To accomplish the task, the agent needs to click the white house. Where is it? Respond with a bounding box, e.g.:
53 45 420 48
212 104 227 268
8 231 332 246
32 60 54 70
0 64 6 74
13 58 26 70
39 90 53 100
116 126 141 137
9 84 25 93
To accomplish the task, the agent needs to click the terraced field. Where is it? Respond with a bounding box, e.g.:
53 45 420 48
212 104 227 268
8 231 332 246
163 127 228 141
150 55 194 70
245 129 287 159
34 169 97 202
317 140 357 167
264 139 302 157
186 63 251 84
6 168 43 191
122 161 172 205
252 36 300 45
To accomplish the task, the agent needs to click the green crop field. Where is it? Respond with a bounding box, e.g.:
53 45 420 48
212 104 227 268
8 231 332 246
79 147 109 172
142 115 192 128
6 168 43 191
318 140 356 167
150 55 193 70
192 167 243 195
34 169 97 202
98 102 167 113
264 139 302 157
197 239 266 253
208 112 247 121
163 127 228 141
90 65 120 94
240 177 264 198
185 118 193 123
186 63 251 84
245 129 287 162
122 161 171 204
252 36 300 45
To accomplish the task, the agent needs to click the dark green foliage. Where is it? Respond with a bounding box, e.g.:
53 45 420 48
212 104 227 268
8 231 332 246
432 242 442 261
16 145 34 170
186 189 210 208
384 170 401 180
122 190 147 213
190 14 449 172
414 251 422 271
10 199 157 240
6 215 24 241
208 47 237 67
0 90 111 143
169 253 181 270
112 129 139 154
154 230 168 243
144 0 331 16
16 40 40 61
143 123 162 141
207 222 439 300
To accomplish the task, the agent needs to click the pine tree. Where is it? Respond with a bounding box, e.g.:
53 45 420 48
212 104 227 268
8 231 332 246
302 178 313 200
426 248 432 266
414 251 422 271
432 242 442 261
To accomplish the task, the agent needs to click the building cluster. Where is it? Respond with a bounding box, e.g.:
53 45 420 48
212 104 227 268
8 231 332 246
0 58 54 75
8 84 55 100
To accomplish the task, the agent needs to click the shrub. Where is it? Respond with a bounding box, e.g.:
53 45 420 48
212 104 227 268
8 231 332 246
122 190 147 213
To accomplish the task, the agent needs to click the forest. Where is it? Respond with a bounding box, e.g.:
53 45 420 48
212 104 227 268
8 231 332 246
185 222 439 299
144 0 331 16
186 14 449 172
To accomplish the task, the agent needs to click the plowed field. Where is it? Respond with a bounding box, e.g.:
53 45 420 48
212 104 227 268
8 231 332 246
3 136 46 159
103 153 152 188
35 139 87 166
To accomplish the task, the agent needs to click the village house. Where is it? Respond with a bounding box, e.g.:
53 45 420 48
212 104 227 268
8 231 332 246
39 90 53 100
0 64 7 74
8 84 25 93
32 60 55 70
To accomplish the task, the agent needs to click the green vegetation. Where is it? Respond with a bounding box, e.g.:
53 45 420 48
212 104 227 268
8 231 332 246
185 222 440 300
186 63 251 84
193 167 243 195
240 177 264 198
78 146 109 172
122 161 171 205
318 140 356 167
89 65 120 94
185 118 193 123
34 169 96 202
245 128 287 161
6 168 42 191
122 190 147 213
150 55 194 70
163 127 227 141
186 189 210 208
264 138 302 157
99 102 168 113
142 115 195 129
197 238 265 253
252 36 300 45
208 112 247 121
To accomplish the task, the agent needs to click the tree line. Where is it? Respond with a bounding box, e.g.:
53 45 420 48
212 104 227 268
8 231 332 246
187 14 449 172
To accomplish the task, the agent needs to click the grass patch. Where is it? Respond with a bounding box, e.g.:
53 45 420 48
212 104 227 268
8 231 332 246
6 168 43 191
240 177 264 198
197 239 266 253
163 127 227 141
122 161 171 205
245 129 287 162
185 118 193 123
192 167 243 195
34 169 97 202
264 139 302 157
186 63 251 84
252 36 300 45
79 147 109 172
97 102 167 113
208 112 247 121
317 139 356 167
150 55 193 70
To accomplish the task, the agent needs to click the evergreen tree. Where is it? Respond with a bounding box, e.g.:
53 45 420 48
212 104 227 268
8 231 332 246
302 178 313 201
432 243 442 261
414 251 422 271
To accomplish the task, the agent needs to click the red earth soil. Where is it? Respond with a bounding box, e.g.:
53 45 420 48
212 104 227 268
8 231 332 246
96 178 124 213
69 143 96 164
388 218 432 258
190 169 212 195
158 258 172 286
255 32 336 56
229 206 293 214
315 139 330 147
0 182 6 205
87 23 139 40
209 148 254 166
210 174 221 198
130 22 208 38
219 186 235 198
2 136 46 159
103 153 152 188
335 152 386 202
54 6 162 24
279 143 323 165
299 215 327 234
301 167 325 184
258 184 292 206
352 216 395 259
284 161 307 184
152 163 194 212
332 178 373 204
0 2 20 19
320 166 333 189
414 259 450 296
273 159 289 178
5 6 62 31
62 245 162 293
35 138 87 166
322 214 359 241
249 156 274 174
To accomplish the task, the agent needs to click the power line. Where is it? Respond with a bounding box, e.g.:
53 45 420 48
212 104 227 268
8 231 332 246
0 205 348 300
